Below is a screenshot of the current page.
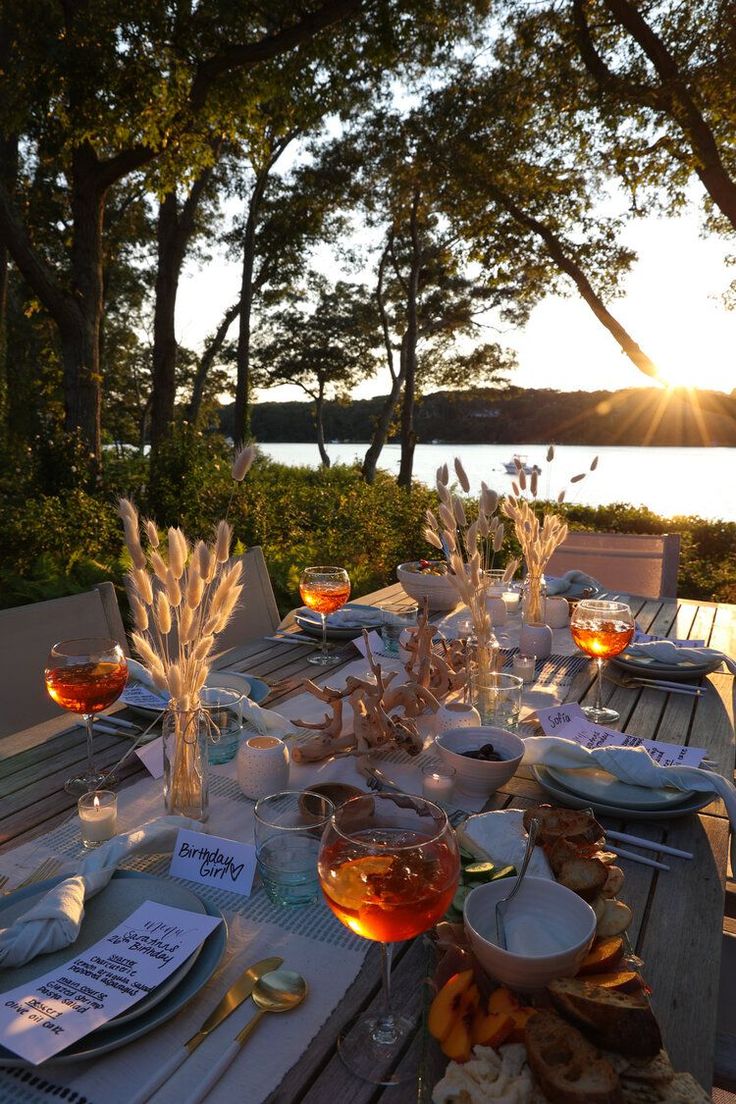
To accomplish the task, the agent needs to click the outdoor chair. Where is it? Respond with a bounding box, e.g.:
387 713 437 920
545 531 680 599
0 582 128 739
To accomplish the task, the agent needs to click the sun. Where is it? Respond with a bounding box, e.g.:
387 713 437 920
654 356 733 392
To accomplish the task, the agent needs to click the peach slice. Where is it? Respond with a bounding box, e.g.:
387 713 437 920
428 969 474 1042
577 936 624 975
472 1009 515 1048
441 983 481 1062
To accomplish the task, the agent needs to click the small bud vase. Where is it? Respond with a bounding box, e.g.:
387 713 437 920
520 572 552 660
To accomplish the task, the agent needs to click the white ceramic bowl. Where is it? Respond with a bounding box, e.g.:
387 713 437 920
434 726 523 796
396 562 459 611
464 877 596 991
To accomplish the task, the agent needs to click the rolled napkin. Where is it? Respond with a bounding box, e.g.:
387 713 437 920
457 808 553 880
298 604 384 629
545 570 601 597
522 736 736 827
623 639 736 674
0 815 197 968
240 697 299 740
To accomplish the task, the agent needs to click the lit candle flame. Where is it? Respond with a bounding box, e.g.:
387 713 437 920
93 795 100 810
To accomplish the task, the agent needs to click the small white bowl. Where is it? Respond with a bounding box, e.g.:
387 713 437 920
434 726 523 796
464 877 596 992
396 562 459 611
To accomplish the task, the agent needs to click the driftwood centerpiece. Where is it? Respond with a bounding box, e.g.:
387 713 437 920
292 633 426 763
400 601 469 701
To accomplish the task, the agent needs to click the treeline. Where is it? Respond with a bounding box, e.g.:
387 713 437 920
241 387 736 448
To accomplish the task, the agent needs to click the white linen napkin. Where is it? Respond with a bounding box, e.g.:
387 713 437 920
241 697 300 739
459 809 553 879
0 815 196 968
545 570 601 596
298 604 384 629
624 639 736 674
522 736 736 826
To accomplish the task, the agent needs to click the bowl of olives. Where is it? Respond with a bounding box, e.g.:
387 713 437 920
434 726 524 796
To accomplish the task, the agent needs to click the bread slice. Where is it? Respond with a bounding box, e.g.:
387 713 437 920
556 856 610 900
548 978 662 1058
620 1072 710 1102
523 805 604 846
524 1009 623 1103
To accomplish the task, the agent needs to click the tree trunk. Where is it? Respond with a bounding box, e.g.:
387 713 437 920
397 187 422 490
150 194 180 456
65 145 105 471
315 386 331 467
188 299 240 423
362 236 402 483
234 166 272 444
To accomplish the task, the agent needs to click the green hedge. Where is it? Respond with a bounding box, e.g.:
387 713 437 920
0 440 733 616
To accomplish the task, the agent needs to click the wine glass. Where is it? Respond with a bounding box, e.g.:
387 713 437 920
318 793 460 1083
45 637 128 794
299 565 351 666
570 599 635 724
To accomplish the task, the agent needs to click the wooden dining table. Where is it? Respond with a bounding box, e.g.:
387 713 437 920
1 583 735 1101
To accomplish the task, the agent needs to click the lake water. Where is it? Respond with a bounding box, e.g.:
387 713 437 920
260 442 736 522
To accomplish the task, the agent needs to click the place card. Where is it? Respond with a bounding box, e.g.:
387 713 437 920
0 901 221 1064
169 828 256 897
135 735 164 779
536 703 706 768
353 630 383 658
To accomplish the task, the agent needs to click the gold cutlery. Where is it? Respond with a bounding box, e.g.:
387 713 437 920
16 858 63 889
127 954 283 1104
183 970 307 1104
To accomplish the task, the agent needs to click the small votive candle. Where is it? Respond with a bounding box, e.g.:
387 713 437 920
512 653 536 684
78 790 117 849
422 765 456 803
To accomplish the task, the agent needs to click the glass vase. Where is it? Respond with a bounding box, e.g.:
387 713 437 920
521 571 547 626
162 705 209 821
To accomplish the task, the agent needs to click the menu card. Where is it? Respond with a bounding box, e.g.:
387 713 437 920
536 703 706 768
0 902 221 1064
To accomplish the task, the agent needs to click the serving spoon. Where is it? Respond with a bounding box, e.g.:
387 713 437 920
183 969 308 1104
495 818 540 950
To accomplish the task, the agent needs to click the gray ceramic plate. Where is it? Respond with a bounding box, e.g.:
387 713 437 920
610 650 721 681
0 871 206 1028
0 873 226 1066
532 765 713 820
544 764 694 809
295 604 381 640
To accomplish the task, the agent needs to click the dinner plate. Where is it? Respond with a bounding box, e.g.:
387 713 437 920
121 671 270 717
295 603 382 640
544 764 694 809
532 765 714 820
0 871 206 1028
0 875 226 1067
610 650 721 682
545 575 602 600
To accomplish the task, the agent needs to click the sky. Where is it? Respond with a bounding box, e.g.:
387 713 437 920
175 203 736 404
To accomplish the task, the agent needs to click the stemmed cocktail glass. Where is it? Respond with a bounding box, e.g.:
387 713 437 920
45 637 128 794
318 793 460 1083
299 566 351 666
570 599 635 724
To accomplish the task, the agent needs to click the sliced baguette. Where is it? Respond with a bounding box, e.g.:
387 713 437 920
548 978 662 1058
525 1010 623 1104
524 805 604 845
557 856 610 900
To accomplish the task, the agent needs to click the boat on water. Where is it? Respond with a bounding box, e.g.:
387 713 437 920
503 453 541 475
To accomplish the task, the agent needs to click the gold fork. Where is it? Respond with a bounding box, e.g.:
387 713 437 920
13 857 63 890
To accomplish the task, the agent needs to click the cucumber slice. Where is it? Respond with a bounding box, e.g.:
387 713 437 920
463 861 496 880
490 864 516 881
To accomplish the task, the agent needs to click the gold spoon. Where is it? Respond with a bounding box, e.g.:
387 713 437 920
185 970 308 1104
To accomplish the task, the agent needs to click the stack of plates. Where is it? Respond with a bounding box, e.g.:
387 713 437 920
0 871 226 1066
294 603 382 640
532 763 713 820
120 670 270 717
610 649 722 682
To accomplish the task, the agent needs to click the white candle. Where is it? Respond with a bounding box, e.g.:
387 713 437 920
78 790 117 848
512 654 536 684
422 769 455 803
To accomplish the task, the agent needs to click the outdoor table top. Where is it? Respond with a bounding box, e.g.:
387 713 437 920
1 584 735 1099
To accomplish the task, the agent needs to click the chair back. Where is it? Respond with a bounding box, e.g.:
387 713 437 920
545 531 680 599
0 582 129 738
213 546 280 654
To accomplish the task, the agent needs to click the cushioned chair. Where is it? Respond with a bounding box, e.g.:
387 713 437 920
715 919 736 1095
545 532 680 599
0 582 128 739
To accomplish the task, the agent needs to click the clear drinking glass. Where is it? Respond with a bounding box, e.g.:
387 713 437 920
254 790 335 907
45 637 128 794
379 603 419 656
470 671 524 730
318 793 460 1084
299 565 351 666
570 599 635 724
201 686 243 764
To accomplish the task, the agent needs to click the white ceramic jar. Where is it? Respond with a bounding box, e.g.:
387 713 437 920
433 701 482 736
545 596 570 629
237 735 290 800
486 596 508 626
